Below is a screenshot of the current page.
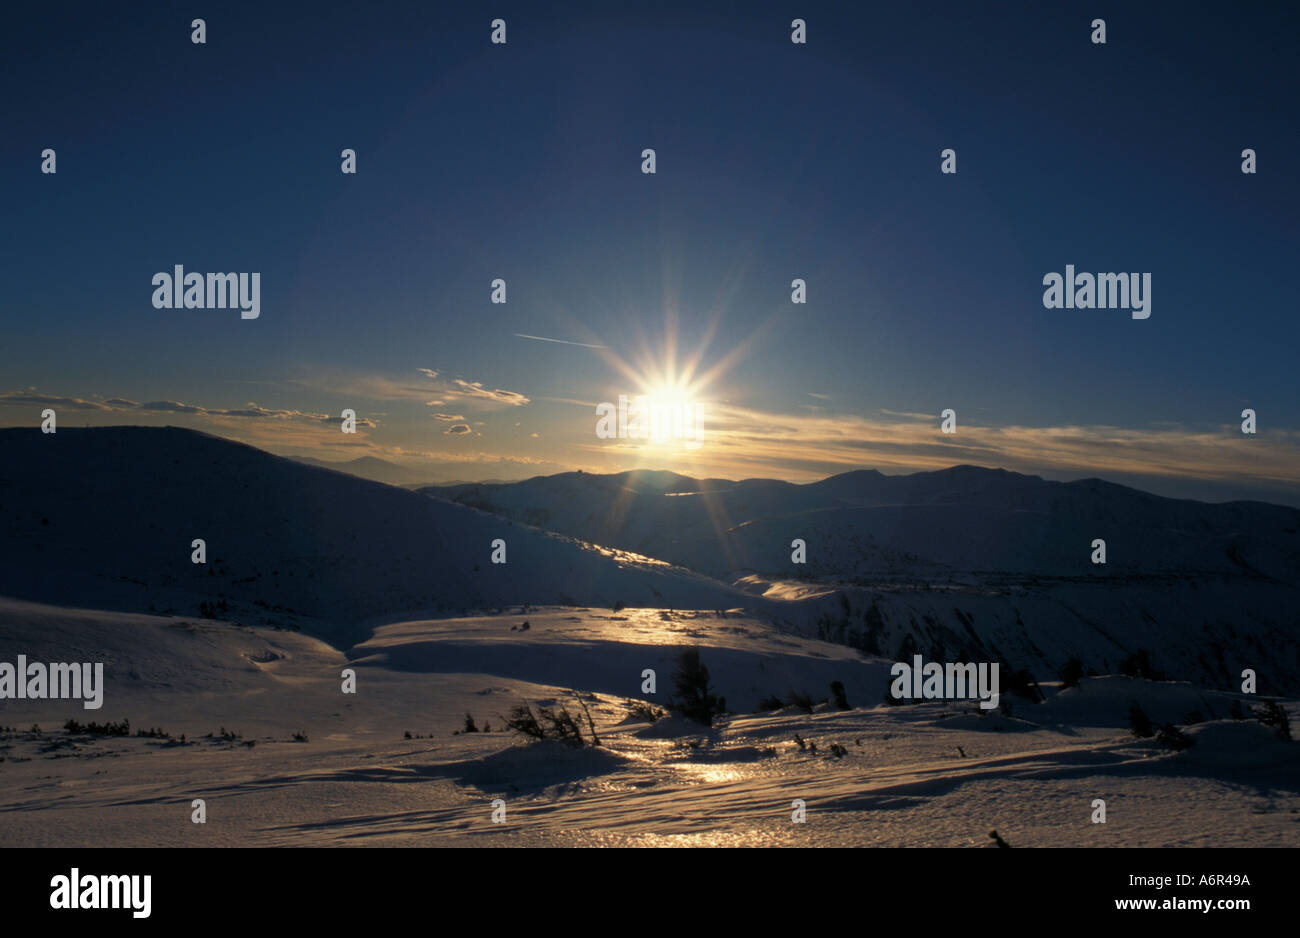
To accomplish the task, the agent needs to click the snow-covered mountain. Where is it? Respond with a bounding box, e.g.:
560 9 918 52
423 467 1300 694
424 466 1300 581
0 427 767 647
3 427 1295 693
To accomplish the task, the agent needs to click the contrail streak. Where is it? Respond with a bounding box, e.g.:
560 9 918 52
513 333 608 350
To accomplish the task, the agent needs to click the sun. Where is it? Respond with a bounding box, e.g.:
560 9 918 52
639 381 691 412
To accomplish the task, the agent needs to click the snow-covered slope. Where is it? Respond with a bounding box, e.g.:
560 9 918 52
0 427 777 647
424 467 1300 694
1 597 1293 847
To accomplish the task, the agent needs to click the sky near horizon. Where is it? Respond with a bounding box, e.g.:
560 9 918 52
4 2 1299 503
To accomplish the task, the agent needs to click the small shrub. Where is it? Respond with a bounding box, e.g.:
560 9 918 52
536 705 585 746
624 699 666 723
64 718 130 736
501 702 591 747
1156 723 1194 751
757 694 783 712
1003 668 1044 702
1254 700 1292 741
292 731 308 742
502 704 544 740
785 689 815 714
571 693 601 747
829 680 851 711
1119 649 1165 681
1058 657 1084 689
463 713 479 733
1128 703 1154 739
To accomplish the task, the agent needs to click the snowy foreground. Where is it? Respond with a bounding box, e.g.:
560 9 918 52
0 597 1295 847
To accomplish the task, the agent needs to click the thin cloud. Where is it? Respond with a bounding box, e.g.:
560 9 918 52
0 390 113 411
297 369 529 408
0 389 375 427
140 400 204 414
445 378 529 406
697 403 1300 489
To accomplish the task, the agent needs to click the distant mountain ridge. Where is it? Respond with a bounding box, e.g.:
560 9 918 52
422 465 1300 693
422 464 1300 582
0 427 766 647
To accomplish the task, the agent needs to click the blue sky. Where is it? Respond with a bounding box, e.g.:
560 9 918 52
4 1 1299 501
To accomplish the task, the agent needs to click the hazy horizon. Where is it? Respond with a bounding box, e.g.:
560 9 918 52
7 420 1300 508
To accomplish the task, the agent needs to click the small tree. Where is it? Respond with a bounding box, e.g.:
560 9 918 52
670 647 722 726
1120 649 1164 681
1128 703 1154 738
